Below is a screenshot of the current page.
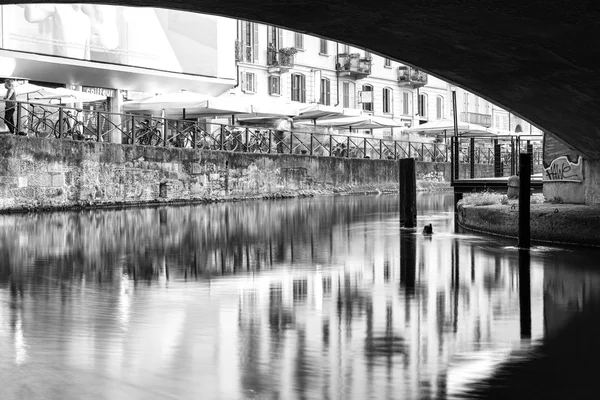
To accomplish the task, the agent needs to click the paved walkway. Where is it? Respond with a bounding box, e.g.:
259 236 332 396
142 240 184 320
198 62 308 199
457 201 600 247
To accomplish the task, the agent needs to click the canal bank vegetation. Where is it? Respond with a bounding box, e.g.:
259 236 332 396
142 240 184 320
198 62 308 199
459 191 545 207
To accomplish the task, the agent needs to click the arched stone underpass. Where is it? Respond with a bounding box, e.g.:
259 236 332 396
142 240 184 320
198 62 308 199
8 0 598 159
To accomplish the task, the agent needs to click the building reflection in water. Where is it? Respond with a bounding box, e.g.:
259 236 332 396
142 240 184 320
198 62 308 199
1 193 600 399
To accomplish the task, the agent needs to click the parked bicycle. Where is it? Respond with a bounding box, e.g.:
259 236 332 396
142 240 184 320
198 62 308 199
54 109 91 140
246 129 271 153
135 119 163 146
28 105 56 138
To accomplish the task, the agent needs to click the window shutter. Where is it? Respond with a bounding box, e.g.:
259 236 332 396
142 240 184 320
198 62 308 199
267 26 273 46
252 23 259 63
301 75 306 102
278 28 283 49
268 76 273 95
241 72 246 91
240 22 247 61
291 74 297 101
326 79 330 105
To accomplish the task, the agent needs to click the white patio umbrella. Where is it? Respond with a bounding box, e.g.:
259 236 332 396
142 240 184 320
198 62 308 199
298 114 406 129
402 118 489 136
122 91 211 114
123 92 254 119
293 103 361 121
248 101 300 118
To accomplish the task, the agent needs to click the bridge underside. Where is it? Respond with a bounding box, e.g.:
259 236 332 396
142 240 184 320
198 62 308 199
11 0 600 159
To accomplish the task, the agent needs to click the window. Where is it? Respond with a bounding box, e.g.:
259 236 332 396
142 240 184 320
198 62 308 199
242 72 256 93
402 91 410 115
342 81 355 108
436 96 444 119
383 87 393 114
320 77 331 105
291 73 306 102
341 44 350 54
239 21 258 63
384 58 392 68
418 93 428 117
294 32 304 50
267 25 282 49
319 39 328 55
269 75 280 96
361 84 373 112
364 51 372 60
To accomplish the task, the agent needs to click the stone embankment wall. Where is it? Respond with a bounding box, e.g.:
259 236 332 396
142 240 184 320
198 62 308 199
0 136 492 212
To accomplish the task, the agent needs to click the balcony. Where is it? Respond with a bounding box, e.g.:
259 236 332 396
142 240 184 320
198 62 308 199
336 53 372 79
460 112 492 127
235 40 244 62
267 46 297 73
397 66 428 87
235 40 253 63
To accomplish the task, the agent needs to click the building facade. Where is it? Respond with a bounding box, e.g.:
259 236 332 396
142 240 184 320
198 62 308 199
232 20 542 140
233 21 444 139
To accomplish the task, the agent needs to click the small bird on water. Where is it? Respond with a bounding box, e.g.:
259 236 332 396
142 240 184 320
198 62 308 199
422 223 433 235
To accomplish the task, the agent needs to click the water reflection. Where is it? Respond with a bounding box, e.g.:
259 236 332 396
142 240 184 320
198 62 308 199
1 193 600 399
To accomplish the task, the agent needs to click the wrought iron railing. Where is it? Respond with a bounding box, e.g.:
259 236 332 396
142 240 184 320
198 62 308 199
397 66 428 86
267 46 295 68
2 101 544 168
336 53 372 76
459 112 492 127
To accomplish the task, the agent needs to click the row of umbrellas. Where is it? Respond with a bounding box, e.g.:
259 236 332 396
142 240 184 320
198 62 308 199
121 92 412 130
3 85 510 135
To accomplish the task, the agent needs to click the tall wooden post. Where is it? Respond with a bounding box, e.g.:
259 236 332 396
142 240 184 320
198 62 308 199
469 137 475 178
399 158 417 228
494 139 502 177
518 152 531 248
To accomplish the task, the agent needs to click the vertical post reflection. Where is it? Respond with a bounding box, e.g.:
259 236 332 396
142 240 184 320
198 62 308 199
400 230 416 295
519 249 532 339
452 239 460 333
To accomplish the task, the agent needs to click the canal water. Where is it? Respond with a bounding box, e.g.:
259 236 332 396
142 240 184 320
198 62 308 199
1 193 600 399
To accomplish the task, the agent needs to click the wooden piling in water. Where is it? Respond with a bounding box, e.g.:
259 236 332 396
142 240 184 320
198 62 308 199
399 158 416 228
518 152 532 248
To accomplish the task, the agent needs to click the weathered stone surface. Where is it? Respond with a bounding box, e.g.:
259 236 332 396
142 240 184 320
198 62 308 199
457 202 600 247
0 136 491 212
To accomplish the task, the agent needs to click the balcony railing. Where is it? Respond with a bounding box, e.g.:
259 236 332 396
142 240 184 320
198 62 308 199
460 112 492 127
336 53 372 79
397 66 428 87
267 46 296 71
235 40 244 62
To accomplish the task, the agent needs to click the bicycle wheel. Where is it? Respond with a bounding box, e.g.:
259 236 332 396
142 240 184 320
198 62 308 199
54 119 71 139
33 119 55 138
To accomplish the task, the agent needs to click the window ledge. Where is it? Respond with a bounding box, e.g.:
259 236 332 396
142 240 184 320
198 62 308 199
319 52 329 56
384 65 392 69
270 93 282 97
295 48 305 52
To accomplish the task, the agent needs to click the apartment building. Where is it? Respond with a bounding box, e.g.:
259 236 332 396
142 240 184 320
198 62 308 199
233 20 542 140
233 21 445 139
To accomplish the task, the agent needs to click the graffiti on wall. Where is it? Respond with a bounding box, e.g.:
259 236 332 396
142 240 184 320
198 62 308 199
544 155 583 182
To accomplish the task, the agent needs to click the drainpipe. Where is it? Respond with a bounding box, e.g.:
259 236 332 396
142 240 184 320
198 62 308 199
335 42 340 106
233 21 240 89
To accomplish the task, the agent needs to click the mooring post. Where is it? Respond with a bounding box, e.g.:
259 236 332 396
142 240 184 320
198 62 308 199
518 152 532 248
399 158 417 228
